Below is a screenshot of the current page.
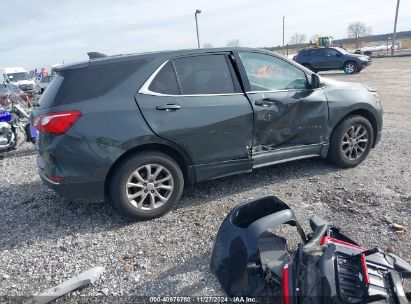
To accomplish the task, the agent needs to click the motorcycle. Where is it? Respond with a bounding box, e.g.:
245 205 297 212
211 196 410 303
0 90 37 152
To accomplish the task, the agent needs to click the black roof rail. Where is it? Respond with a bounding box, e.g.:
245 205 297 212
87 52 108 60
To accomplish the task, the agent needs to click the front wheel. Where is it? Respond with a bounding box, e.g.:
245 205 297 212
343 61 357 74
327 115 374 168
109 151 184 220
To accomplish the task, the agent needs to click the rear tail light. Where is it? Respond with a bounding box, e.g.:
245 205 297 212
293 55 298 61
35 110 82 135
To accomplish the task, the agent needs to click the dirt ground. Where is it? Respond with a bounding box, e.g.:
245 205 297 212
0 57 410 302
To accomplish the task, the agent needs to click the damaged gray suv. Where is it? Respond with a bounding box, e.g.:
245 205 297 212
33 47 383 220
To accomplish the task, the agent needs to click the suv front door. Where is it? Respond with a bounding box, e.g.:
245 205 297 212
236 51 328 155
136 53 254 181
324 48 342 69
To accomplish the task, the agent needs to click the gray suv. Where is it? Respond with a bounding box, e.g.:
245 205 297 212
33 47 383 220
294 47 371 74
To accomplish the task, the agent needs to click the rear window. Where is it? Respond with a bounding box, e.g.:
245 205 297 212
38 75 64 108
39 59 150 108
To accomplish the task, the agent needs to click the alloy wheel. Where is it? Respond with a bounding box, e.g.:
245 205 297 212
125 164 174 210
345 63 356 74
341 125 369 160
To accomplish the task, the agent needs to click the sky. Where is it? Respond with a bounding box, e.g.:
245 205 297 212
1 0 410 70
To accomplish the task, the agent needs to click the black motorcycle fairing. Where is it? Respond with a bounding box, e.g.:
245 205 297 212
210 196 305 296
211 196 411 303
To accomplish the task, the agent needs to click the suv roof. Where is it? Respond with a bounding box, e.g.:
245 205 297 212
53 47 269 71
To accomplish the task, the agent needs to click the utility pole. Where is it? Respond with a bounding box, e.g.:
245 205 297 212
282 16 285 55
392 0 400 55
195 9 202 48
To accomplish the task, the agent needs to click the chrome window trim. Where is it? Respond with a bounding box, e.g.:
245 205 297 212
246 88 310 94
138 60 243 97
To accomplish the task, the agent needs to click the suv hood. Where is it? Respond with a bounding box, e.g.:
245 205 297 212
321 77 376 92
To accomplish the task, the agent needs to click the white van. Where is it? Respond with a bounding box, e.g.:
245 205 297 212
0 67 36 95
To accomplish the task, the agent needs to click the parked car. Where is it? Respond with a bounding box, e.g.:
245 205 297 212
33 47 383 220
294 47 371 74
36 75 55 94
354 49 373 57
0 67 36 96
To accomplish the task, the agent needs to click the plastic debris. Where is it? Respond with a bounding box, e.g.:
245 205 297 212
23 266 105 304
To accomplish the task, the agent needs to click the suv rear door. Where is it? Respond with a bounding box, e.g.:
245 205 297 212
235 51 328 155
309 48 326 70
136 53 254 180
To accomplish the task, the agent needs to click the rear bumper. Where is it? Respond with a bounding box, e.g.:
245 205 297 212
37 156 105 203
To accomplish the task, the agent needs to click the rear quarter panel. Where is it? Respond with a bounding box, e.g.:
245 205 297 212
35 58 177 183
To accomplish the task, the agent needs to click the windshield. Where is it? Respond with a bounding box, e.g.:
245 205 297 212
7 72 30 82
333 47 350 55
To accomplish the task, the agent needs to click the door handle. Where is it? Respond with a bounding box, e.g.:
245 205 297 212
254 98 278 107
156 104 181 111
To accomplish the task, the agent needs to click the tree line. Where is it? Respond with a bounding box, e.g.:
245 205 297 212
203 21 372 49
288 21 372 48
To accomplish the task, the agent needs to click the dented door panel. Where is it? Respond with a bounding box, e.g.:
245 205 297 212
248 88 328 150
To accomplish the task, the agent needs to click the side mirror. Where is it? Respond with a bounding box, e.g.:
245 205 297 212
336 53 342 57
311 73 320 89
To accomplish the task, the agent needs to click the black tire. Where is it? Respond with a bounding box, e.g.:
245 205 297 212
109 151 184 220
327 115 374 168
343 61 357 74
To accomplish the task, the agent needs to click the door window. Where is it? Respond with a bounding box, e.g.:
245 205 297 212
310 49 325 57
325 49 339 56
173 55 236 95
239 52 308 91
148 61 180 95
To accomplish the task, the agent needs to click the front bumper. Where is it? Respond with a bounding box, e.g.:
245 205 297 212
374 129 382 147
358 60 371 69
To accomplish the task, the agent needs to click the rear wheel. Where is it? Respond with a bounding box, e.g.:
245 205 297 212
109 151 184 220
343 61 357 74
327 115 373 168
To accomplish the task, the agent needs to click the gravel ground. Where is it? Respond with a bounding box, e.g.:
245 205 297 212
0 57 410 303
